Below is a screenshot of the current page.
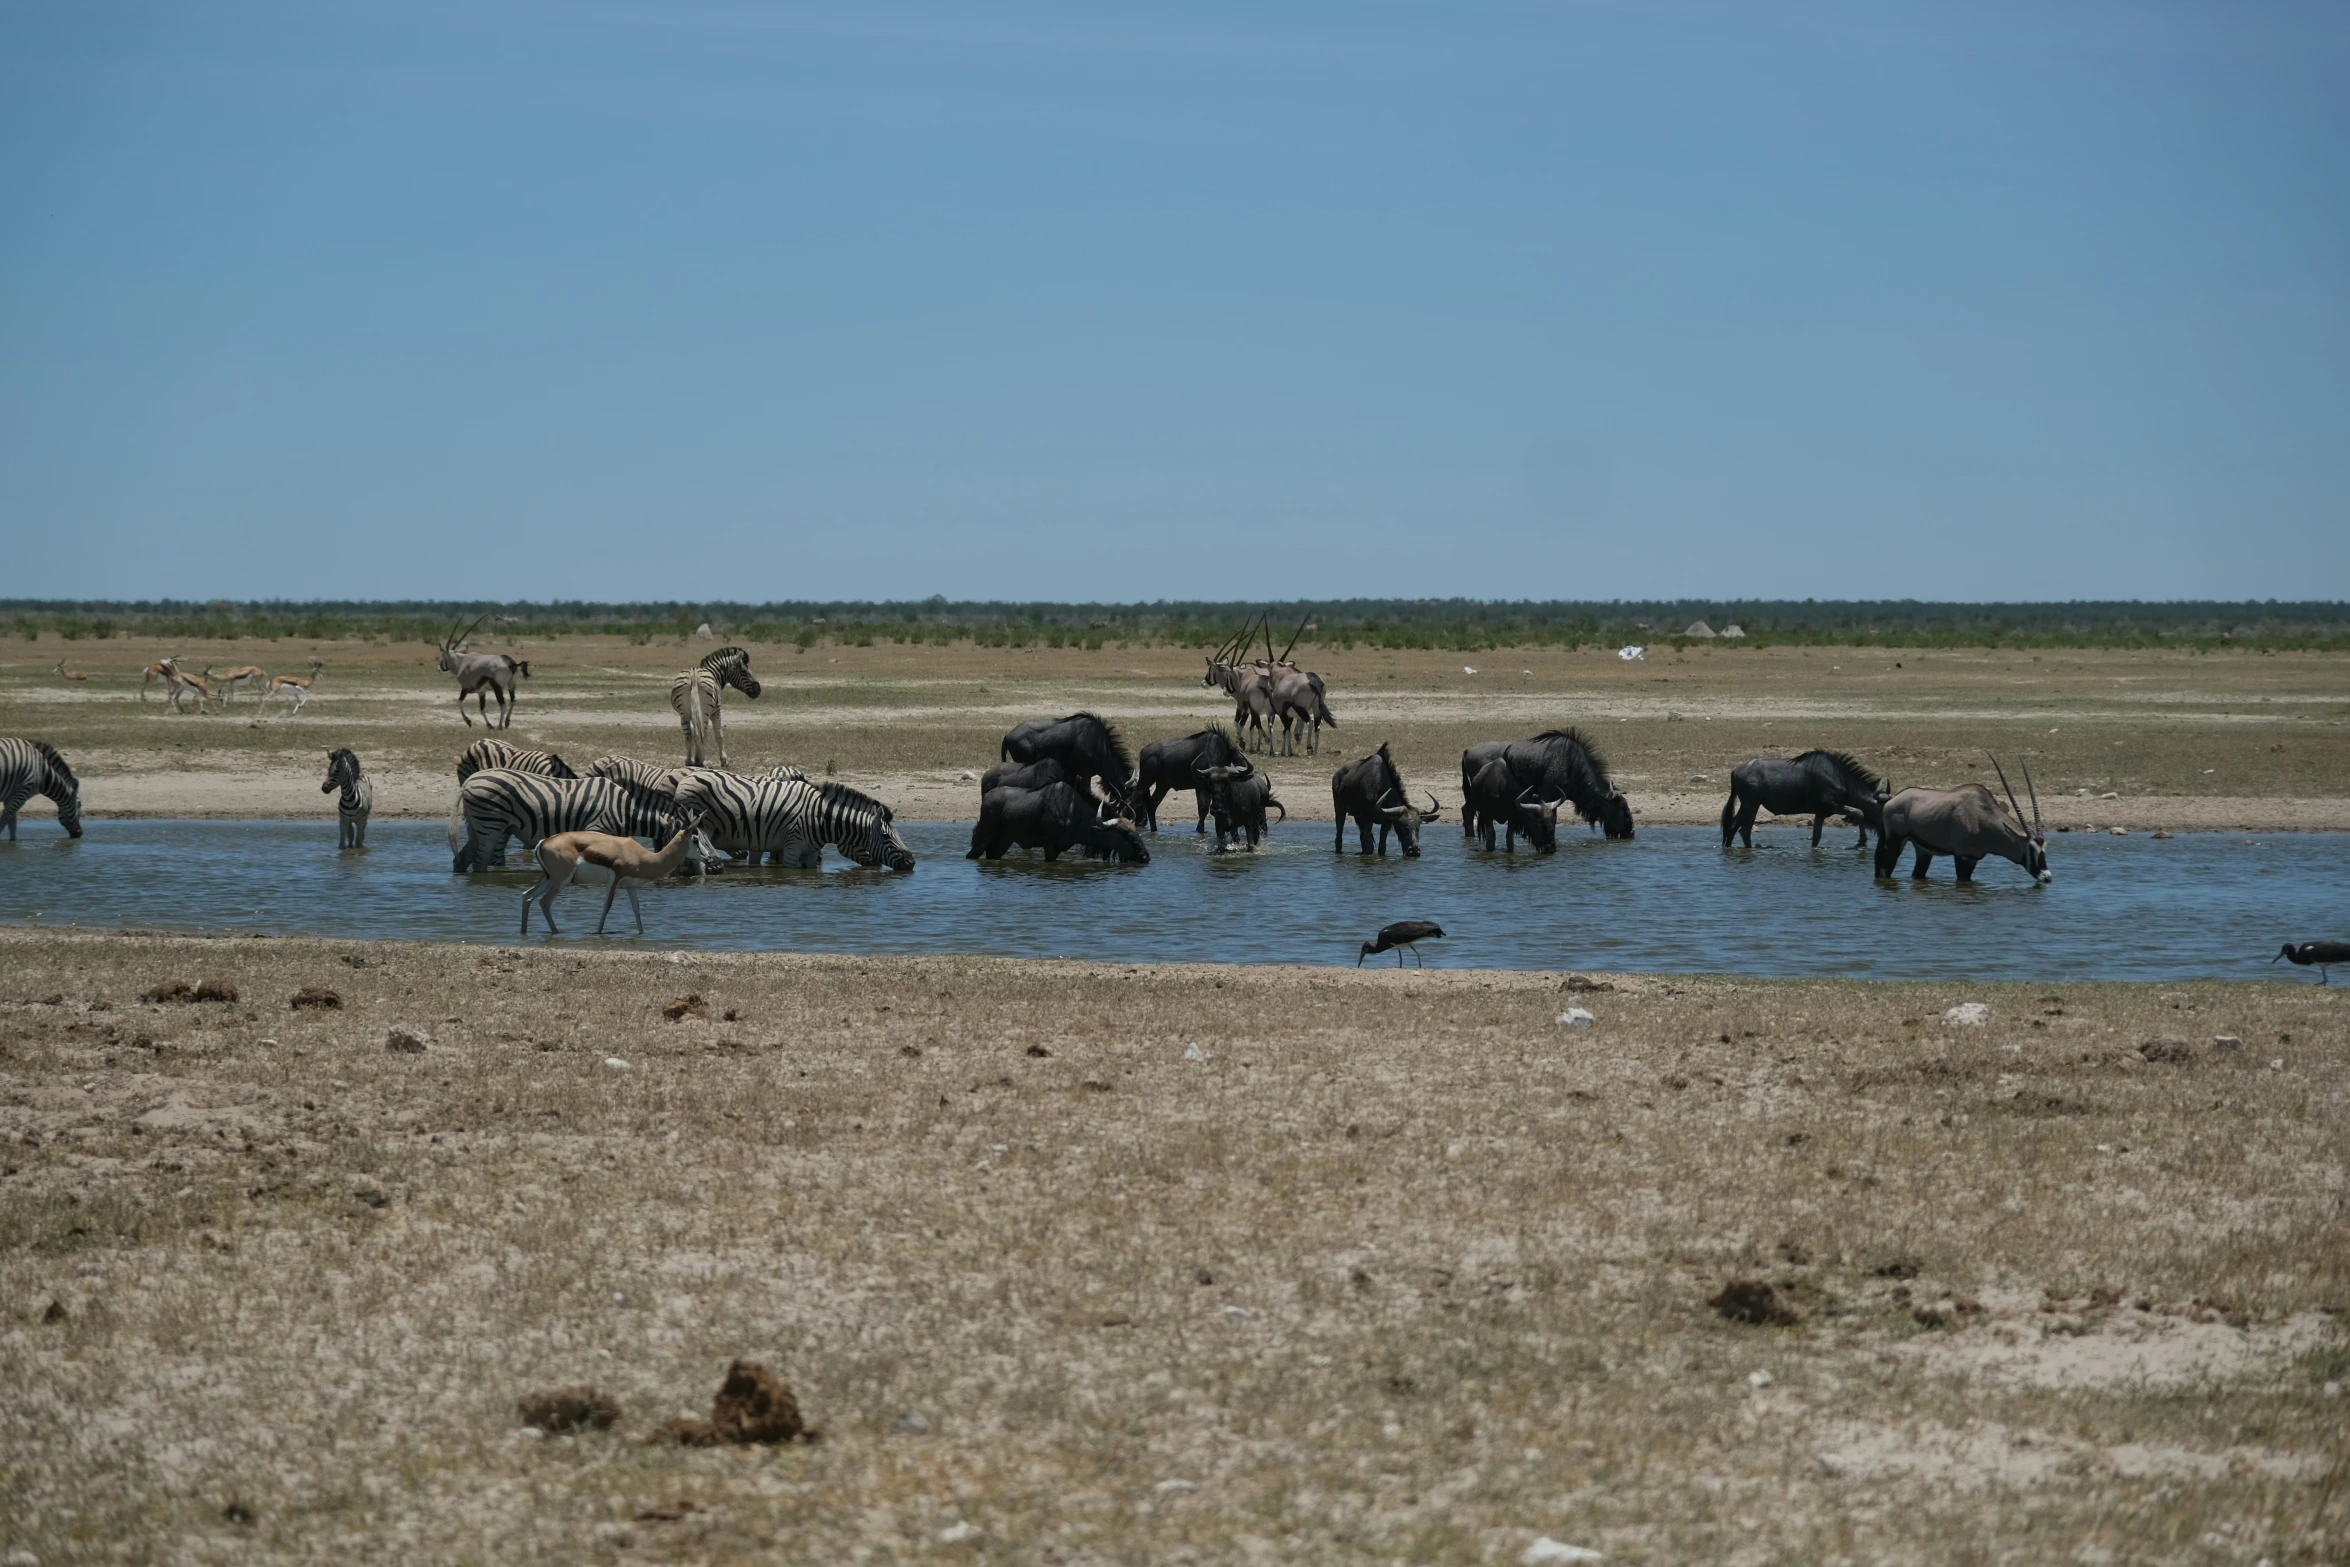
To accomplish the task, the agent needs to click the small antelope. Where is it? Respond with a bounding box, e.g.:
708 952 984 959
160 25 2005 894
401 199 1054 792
261 660 324 716
52 659 87 683
163 666 217 714
523 816 712 936
322 748 373 848
205 663 269 704
140 657 181 701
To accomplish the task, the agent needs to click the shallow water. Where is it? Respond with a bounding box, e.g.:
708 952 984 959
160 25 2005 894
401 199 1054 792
2 818 2344 980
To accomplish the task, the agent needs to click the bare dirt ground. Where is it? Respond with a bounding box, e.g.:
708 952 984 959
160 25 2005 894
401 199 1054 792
1 930 2343 1564
4 635 2347 830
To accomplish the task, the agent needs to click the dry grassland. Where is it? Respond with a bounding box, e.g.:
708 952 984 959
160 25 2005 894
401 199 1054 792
2 930 2344 1565
4 636 2347 829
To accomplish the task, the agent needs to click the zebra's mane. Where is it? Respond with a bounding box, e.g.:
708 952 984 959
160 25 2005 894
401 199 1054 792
1793 749 1881 790
699 646 752 674
1060 711 1133 773
328 747 362 778
817 777 893 821
29 739 74 790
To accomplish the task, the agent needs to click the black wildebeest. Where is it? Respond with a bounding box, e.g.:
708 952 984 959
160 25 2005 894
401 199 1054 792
1331 742 1441 857
1133 726 1244 832
1000 713 1134 811
967 782 1150 864
979 757 1073 795
1463 758 1559 853
1721 749 1889 850
1197 759 1284 851
2274 941 2350 984
1874 757 2050 884
437 612 531 729
1359 919 1444 966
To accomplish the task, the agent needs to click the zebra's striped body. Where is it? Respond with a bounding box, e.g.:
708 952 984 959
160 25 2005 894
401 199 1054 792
1 738 82 840
322 748 373 848
455 739 576 783
673 771 913 871
451 769 689 872
670 647 761 768
587 754 685 793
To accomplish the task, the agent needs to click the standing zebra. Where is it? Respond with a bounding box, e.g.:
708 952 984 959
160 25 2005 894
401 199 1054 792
1 738 81 840
671 647 761 768
456 738 578 782
321 748 373 848
450 769 699 873
672 771 914 871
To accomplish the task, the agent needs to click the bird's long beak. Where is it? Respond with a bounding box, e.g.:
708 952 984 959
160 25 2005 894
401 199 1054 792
2271 951 2285 963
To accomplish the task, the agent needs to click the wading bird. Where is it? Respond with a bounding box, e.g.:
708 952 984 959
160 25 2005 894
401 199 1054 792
1358 920 1445 967
2273 941 2350 984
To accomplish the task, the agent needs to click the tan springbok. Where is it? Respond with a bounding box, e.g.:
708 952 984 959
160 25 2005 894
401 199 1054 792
260 660 324 716
163 666 217 713
139 657 181 700
52 659 87 682
205 663 269 704
522 815 712 936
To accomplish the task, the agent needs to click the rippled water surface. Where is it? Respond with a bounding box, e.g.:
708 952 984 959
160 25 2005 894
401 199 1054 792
3 818 2345 979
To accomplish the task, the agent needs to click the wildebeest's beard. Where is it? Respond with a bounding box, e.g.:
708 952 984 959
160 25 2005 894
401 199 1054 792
1598 793 1635 840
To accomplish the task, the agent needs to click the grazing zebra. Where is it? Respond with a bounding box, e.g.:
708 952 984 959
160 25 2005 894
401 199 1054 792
673 770 914 871
586 753 685 793
456 738 578 783
449 769 697 873
1 738 82 840
321 748 373 848
670 647 761 768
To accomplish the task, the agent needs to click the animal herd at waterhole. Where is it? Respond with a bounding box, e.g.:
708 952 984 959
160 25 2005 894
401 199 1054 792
6 616 2344 974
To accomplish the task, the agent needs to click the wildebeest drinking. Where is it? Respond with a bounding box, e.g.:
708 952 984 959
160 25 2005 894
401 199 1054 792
1459 730 1634 850
1331 742 1441 857
1195 759 1283 852
1132 727 1244 833
998 714 1134 812
967 782 1150 864
1721 750 1888 850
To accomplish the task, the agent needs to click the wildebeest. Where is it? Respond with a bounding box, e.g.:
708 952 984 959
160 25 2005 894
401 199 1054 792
1721 750 1888 850
979 757 1072 796
1332 742 1441 857
1196 759 1284 851
1460 730 1633 847
999 713 1134 810
967 782 1150 864
1133 727 1243 833
1874 758 2050 884
1463 758 1558 853
437 613 531 729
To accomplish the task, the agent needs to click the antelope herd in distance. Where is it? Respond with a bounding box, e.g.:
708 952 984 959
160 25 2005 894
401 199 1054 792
6 613 2341 967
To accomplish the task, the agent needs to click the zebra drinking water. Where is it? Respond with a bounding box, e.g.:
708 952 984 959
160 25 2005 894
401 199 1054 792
321 748 374 848
671 647 761 768
455 738 577 782
672 770 914 871
450 770 701 873
0 738 81 840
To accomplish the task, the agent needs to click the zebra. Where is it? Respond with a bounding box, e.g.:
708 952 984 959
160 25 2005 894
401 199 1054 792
456 738 578 783
672 771 914 871
449 769 698 873
586 753 686 793
1 738 81 840
321 748 373 848
670 646 761 768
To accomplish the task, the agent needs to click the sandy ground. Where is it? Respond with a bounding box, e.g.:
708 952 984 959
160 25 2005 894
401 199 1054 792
1 929 2343 1564
4 637 2347 831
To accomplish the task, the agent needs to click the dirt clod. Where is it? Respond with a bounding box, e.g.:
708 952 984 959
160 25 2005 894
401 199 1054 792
1560 974 1617 992
1025 1044 1052 1057
1872 1258 1922 1279
648 1359 814 1446
144 980 238 1004
2138 1036 2196 1064
289 987 343 1010
517 1386 621 1434
385 1026 430 1054
1709 1279 1800 1326
42 1298 67 1323
663 993 707 1022
223 1501 255 1526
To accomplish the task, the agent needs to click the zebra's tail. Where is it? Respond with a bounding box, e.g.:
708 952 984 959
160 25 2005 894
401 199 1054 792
681 687 713 766
446 796 468 860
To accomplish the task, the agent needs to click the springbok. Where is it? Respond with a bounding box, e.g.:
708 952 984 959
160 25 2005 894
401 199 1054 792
260 660 324 716
522 815 713 936
140 657 181 701
205 663 269 704
163 666 217 714
51 659 87 683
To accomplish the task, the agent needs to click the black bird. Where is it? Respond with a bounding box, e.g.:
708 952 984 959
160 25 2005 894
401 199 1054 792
1359 920 1445 967
2274 941 2350 984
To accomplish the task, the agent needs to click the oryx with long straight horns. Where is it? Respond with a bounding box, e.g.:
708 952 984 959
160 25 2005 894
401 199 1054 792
436 611 531 729
1874 755 2050 885
1202 615 1277 753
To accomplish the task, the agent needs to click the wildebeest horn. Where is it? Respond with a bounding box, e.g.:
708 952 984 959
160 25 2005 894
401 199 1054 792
2022 759 2042 833
1423 791 1441 818
1988 754 2028 832
1194 760 1213 777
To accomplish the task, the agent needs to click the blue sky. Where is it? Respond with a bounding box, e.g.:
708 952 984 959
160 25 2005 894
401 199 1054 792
2 2 2344 602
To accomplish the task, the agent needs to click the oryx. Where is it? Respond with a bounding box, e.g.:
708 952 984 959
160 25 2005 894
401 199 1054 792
1874 756 2050 884
437 612 531 729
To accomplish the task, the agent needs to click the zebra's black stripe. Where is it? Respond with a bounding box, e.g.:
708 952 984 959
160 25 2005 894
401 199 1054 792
454 770 684 871
0 737 81 840
456 739 576 782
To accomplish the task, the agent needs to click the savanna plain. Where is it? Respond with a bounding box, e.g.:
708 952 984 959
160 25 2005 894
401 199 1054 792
2 636 2346 1564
